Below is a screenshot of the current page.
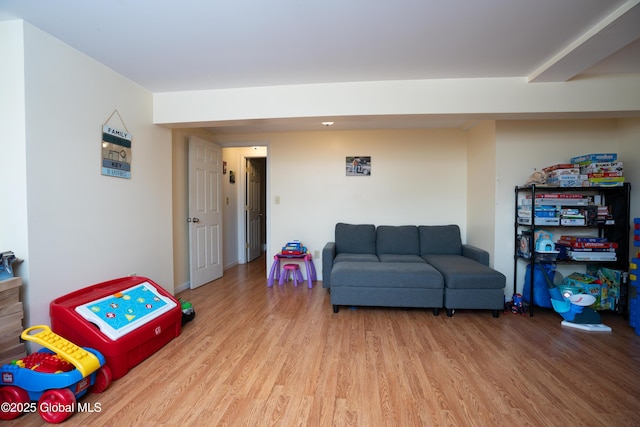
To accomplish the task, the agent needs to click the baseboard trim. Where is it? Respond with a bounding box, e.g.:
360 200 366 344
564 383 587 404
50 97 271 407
224 261 238 270
175 281 190 293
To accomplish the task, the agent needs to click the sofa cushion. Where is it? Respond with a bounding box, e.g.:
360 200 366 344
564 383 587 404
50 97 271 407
378 254 426 263
423 255 505 289
419 225 462 255
331 262 444 289
335 223 376 254
335 253 380 263
376 225 420 256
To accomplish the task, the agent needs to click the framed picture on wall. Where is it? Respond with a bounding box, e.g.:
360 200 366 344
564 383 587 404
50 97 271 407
346 156 371 176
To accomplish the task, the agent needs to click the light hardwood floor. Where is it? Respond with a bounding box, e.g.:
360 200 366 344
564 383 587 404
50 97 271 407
5 254 640 426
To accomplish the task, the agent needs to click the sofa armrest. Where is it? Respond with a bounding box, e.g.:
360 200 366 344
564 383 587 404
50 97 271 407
322 242 336 288
462 244 489 266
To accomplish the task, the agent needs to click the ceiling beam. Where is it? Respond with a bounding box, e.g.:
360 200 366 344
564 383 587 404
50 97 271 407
529 0 640 82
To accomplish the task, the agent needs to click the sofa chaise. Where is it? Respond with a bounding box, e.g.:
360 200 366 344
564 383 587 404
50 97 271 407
322 223 506 317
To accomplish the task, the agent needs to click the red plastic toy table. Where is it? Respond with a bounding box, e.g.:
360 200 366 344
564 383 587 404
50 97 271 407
50 276 182 380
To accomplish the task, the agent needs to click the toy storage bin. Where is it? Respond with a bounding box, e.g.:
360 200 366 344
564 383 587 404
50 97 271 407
50 276 182 380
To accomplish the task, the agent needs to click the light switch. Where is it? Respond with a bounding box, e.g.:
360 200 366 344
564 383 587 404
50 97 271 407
275 196 280 204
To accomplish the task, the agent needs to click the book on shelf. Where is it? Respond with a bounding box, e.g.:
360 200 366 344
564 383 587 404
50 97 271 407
521 194 593 206
560 208 582 215
546 174 586 181
518 217 559 226
588 176 625 186
525 193 586 199
543 163 579 172
569 253 617 261
580 161 623 174
517 233 531 258
559 236 608 243
587 171 623 178
557 240 618 249
570 153 617 164
560 218 586 226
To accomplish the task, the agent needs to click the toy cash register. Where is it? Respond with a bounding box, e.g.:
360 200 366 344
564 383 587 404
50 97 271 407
281 240 307 255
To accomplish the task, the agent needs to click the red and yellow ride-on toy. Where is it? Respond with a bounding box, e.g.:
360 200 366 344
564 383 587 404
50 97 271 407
0 325 111 423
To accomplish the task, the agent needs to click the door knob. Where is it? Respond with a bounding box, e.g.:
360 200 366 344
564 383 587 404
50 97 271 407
192 218 200 223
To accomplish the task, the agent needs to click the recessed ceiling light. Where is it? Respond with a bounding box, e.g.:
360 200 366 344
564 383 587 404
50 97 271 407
322 121 334 127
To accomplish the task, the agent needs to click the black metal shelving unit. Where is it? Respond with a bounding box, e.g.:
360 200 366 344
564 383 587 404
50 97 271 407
514 183 631 316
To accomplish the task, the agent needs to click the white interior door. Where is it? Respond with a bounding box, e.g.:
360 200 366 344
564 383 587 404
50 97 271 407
189 137 223 288
246 158 262 262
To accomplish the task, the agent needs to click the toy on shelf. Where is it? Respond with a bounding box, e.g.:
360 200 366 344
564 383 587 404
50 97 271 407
281 240 307 255
0 325 111 423
533 229 559 262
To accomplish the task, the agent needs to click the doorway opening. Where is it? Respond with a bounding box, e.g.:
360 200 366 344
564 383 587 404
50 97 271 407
245 157 266 263
219 145 267 271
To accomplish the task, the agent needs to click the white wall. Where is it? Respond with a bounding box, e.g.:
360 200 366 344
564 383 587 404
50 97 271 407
171 129 190 291
216 128 469 279
466 121 497 265
154 76 640 125
0 21 30 289
618 118 640 259
4 22 174 328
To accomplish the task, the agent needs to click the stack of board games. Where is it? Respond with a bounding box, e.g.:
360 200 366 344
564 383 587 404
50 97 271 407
570 153 624 187
540 154 624 187
555 236 617 261
543 163 587 187
518 193 595 226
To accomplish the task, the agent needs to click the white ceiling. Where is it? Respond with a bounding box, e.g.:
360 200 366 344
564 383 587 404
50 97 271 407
2 0 640 133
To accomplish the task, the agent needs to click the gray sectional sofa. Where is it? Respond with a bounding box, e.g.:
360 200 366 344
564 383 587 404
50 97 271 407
322 223 506 317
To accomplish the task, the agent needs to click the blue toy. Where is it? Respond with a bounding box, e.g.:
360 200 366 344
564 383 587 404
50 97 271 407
506 293 527 315
0 325 111 423
538 266 612 331
281 240 307 255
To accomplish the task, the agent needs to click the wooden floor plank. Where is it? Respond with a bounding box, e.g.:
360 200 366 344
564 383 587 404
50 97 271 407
4 254 640 426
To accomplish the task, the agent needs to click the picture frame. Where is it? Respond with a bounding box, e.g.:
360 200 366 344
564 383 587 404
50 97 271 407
346 156 371 176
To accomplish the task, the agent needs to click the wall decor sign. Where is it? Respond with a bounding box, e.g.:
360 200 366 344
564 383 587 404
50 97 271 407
346 156 371 176
101 124 132 179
